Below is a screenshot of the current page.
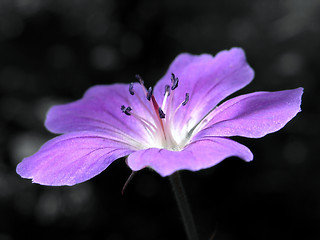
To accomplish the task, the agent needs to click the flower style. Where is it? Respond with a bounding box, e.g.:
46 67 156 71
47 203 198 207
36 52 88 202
16 48 303 186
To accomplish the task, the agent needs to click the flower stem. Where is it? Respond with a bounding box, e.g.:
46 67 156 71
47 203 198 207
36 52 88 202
169 172 199 240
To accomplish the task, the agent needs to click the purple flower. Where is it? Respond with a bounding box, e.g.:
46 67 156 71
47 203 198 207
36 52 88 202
16 48 303 186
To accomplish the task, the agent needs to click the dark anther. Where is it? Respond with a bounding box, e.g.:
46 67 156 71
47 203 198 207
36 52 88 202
124 106 132 115
158 107 166 119
182 93 189 106
135 74 144 85
171 73 179 90
164 84 171 96
147 86 153 101
129 83 134 95
121 105 132 116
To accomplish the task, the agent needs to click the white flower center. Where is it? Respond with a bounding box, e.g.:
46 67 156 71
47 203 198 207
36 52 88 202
122 74 190 151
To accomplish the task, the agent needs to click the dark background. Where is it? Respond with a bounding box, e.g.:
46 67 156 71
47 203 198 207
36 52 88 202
0 0 319 239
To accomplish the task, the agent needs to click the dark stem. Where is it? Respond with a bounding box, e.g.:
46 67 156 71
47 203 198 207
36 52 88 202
169 172 199 240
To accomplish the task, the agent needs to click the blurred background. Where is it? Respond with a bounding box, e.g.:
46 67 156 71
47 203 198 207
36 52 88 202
0 0 319 239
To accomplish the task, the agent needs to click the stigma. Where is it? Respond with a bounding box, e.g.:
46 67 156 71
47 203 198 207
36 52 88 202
120 73 189 150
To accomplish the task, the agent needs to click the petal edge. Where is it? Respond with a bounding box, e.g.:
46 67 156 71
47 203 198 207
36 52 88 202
127 137 253 177
16 131 135 186
195 88 303 139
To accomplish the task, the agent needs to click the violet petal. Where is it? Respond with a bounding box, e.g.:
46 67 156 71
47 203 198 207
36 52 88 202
195 88 303 139
127 137 253 177
153 47 254 131
16 131 135 186
45 83 154 146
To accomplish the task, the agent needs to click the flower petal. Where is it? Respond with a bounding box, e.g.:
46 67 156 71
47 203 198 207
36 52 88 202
195 88 303 139
127 137 253 177
154 47 254 131
45 83 156 148
16 131 135 186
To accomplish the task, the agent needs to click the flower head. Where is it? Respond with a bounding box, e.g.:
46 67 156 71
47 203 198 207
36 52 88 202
16 48 303 186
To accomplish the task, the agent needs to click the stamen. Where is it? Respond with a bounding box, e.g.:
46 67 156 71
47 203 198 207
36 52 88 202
121 105 132 116
129 83 134 95
122 73 183 149
171 73 179 90
169 92 190 123
161 85 171 110
135 74 149 98
132 74 166 141
158 107 165 119
182 93 189 106
121 105 158 141
147 86 153 101
164 85 171 96
165 80 175 119
135 74 144 85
